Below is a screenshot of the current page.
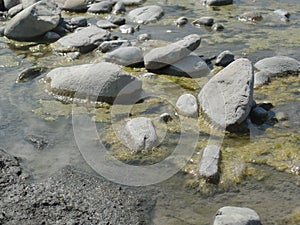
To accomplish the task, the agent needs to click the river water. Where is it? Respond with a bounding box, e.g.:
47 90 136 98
0 0 300 224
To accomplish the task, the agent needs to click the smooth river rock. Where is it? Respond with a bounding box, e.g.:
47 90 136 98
120 117 158 151
4 0 61 41
51 25 111 53
55 0 89 12
213 206 261 225
203 0 233 6
198 58 254 131
87 1 112 14
127 5 164 24
254 56 300 77
144 34 201 70
45 62 142 104
176 93 198 118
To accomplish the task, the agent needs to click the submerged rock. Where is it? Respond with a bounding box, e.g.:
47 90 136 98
127 5 164 24
273 9 290 22
238 11 263 22
16 66 47 83
198 58 254 132
213 206 261 225
51 25 111 53
144 34 201 70
4 0 61 41
96 20 118 29
176 93 198 118
120 117 158 151
45 62 142 104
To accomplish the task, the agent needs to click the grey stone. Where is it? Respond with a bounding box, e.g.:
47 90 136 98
254 70 270 87
21 0 40 8
70 16 87 27
212 23 224 31
96 20 118 29
7 3 22 17
119 24 134 34
106 15 126 25
176 93 198 118
121 0 145 6
144 34 201 70
215 50 235 67
55 0 89 12
238 11 263 22
45 62 142 104
250 106 269 125
128 5 164 24
151 54 210 78
175 16 188 26
98 40 132 53
4 0 61 41
44 31 60 41
198 58 254 132
4 0 20 10
112 1 126 14
0 26 5 36
204 0 233 6
198 145 220 184
192 17 214 26
213 206 261 225
273 9 290 22
120 117 158 151
102 46 144 67
254 56 300 77
87 1 112 14
51 25 111 53
137 33 151 42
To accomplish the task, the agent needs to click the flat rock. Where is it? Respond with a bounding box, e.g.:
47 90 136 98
87 1 112 14
127 5 164 24
254 56 300 77
45 62 142 104
4 0 61 41
121 0 145 6
106 15 126 25
198 145 220 184
102 46 144 67
55 0 89 12
204 0 233 6
215 50 235 67
96 20 118 29
176 93 198 117
144 34 201 70
98 40 131 53
120 117 158 151
198 58 254 131
51 25 111 53
213 206 261 225
192 17 214 26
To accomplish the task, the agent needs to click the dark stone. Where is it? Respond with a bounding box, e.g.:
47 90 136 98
250 106 269 125
106 15 126 25
215 50 235 67
70 16 87 27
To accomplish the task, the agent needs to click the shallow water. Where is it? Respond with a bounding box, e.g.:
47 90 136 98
0 0 300 224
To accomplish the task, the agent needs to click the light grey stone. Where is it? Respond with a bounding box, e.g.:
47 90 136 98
254 56 300 77
203 0 233 6
119 24 134 34
254 70 270 87
4 0 20 10
273 9 290 22
198 145 220 183
213 206 261 225
55 0 89 12
106 15 126 25
51 25 111 53
215 50 235 67
121 0 145 6
4 0 61 41
45 62 142 104
137 33 151 42
70 16 87 27
144 34 201 70
176 93 198 117
7 3 22 17
198 58 254 132
127 5 164 24
96 20 118 29
112 1 125 14
120 117 158 151
175 17 188 26
98 40 131 53
192 17 214 26
87 1 112 14
238 11 263 22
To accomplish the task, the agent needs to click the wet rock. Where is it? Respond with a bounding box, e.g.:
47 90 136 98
144 34 201 70
151 54 210 78
24 134 48 150
159 113 172 123
250 106 269 125
257 102 273 111
137 33 151 42
96 20 118 29
7 3 22 17
55 0 89 12
254 56 300 77
4 0 61 41
128 5 164 24
198 145 220 184
121 0 145 6
212 23 224 31
0 0 4 11
239 11 263 22
106 15 126 25
192 17 214 26
273 9 290 22
3 0 20 10
102 46 144 67
98 40 131 53
213 206 261 225
175 16 188 26
70 16 87 27
45 62 142 104
215 50 235 67
176 93 198 118
44 31 61 42
203 0 233 6
16 66 47 83
51 25 111 53
87 1 112 14
120 117 158 151
198 58 254 132
112 1 126 14
119 24 135 34
254 70 270 87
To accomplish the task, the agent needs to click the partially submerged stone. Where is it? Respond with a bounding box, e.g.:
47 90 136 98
192 17 214 26
127 5 164 24
203 0 233 6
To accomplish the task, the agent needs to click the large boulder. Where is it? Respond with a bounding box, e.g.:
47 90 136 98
254 56 300 77
55 0 89 12
51 25 111 53
213 206 261 225
45 62 142 104
198 58 254 132
4 0 61 41
144 34 201 70
120 117 158 151
127 5 164 24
